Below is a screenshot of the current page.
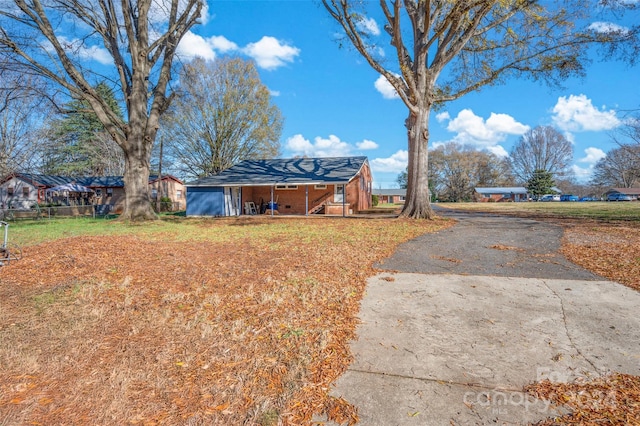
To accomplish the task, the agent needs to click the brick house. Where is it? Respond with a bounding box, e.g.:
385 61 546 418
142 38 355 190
372 188 406 204
474 187 530 202
185 156 373 216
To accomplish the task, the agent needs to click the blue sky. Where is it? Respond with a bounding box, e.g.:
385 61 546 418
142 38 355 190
174 1 639 188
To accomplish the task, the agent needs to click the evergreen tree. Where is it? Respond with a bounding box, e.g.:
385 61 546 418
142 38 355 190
43 82 124 176
526 169 555 199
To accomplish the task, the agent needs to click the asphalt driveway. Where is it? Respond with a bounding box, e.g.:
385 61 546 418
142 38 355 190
317 208 640 425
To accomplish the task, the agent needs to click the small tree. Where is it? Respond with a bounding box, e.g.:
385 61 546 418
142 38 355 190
526 169 555 199
161 57 283 179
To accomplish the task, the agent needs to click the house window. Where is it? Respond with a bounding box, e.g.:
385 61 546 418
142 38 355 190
95 189 102 197
176 189 182 199
23 187 30 197
151 189 158 199
106 188 113 196
7 187 14 196
314 184 327 190
275 185 298 190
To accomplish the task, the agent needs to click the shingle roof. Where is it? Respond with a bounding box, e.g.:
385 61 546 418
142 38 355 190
475 187 528 195
609 187 640 195
6 173 181 188
186 156 369 187
11 173 76 187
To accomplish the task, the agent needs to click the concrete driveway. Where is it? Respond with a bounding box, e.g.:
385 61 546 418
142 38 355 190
318 209 640 425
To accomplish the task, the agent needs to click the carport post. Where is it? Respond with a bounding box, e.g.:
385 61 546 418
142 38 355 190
270 185 274 217
305 186 308 216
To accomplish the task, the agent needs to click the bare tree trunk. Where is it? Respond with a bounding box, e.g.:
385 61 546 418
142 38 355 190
400 108 434 219
121 133 156 221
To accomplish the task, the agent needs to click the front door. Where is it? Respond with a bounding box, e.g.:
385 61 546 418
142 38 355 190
334 184 344 203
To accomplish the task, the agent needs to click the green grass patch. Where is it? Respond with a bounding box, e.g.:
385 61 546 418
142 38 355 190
437 201 640 222
6 215 447 249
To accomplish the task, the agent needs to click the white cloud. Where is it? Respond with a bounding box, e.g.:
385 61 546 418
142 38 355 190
433 109 529 157
209 35 239 52
77 44 112 65
436 112 450 122
485 113 530 134
199 2 211 25
242 36 300 70
54 36 112 65
374 75 399 99
285 134 314 154
564 131 576 144
177 32 217 60
370 150 408 173
571 147 607 182
551 94 621 132
589 21 629 34
285 134 377 158
177 33 239 60
441 109 529 155
269 89 281 97
579 147 606 165
572 164 592 181
486 145 509 158
178 34 300 70
357 16 380 36
357 139 379 150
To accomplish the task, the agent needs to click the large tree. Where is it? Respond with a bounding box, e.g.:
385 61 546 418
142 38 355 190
160 57 283 179
509 125 574 184
0 0 203 220
591 144 640 188
323 0 632 218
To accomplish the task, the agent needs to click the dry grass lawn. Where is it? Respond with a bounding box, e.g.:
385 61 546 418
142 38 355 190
0 217 450 425
2 211 639 425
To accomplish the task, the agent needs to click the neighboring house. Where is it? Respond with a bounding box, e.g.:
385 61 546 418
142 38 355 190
0 174 69 209
606 187 640 200
372 188 406 204
185 156 373 217
0 173 185 212
475 187 529 202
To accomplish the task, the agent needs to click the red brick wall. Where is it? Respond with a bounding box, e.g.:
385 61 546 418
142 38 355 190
242 185 334 215
239 162 373 215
